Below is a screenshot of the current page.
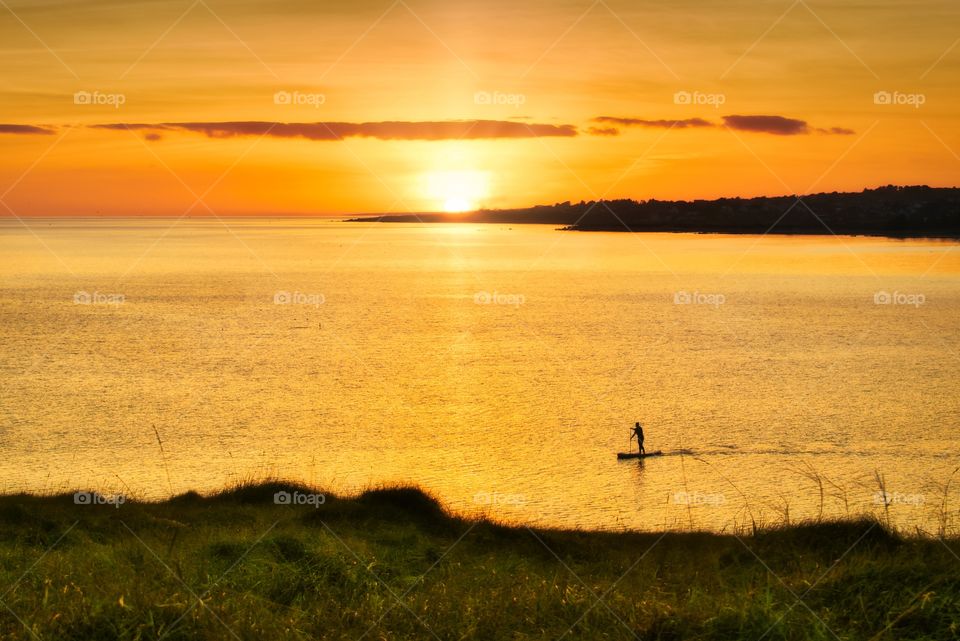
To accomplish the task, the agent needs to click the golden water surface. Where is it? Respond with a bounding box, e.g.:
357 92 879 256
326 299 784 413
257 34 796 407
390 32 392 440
2 219 959 532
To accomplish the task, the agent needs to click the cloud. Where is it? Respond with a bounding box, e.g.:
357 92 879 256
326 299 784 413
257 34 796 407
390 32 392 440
90 120 578 141
586 126 620 136
0 124 55 135
594 116 713 129
595 115 854 136
721 115 809 135
818 126 855 136
13 116 854 144
90 123 168 131
723 115 854 136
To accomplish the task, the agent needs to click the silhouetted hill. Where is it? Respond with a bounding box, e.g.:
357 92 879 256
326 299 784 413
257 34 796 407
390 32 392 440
348 186 960 236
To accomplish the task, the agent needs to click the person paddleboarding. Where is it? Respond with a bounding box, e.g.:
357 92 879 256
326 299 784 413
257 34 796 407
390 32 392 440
630 422 645 455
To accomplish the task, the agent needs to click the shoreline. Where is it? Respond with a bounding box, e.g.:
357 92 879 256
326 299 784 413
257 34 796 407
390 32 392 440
557 225 960 240
4 215 959 240
345 216 960 240
10 476 951 539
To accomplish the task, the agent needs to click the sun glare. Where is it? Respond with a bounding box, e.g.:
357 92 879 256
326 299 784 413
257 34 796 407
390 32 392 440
425 170 490 213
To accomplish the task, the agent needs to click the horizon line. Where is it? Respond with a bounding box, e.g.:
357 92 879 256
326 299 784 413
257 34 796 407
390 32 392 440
1 183 956 219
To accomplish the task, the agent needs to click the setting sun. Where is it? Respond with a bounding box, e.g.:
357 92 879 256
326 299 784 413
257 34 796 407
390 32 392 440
425 170 491 212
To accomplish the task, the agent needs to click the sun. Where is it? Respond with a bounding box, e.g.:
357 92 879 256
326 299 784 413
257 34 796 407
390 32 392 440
425 170 490 213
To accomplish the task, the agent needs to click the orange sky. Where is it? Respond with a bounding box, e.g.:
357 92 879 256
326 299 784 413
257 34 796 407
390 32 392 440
1 0 958 215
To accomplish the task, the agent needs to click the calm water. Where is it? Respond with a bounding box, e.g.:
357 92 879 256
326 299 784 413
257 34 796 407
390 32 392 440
2 219 959 532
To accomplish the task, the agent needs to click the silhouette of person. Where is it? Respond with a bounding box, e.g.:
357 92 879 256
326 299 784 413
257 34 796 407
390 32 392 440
631 422 645 455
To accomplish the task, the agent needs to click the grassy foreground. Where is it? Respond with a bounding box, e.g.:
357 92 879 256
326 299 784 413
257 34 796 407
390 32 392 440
0 482 957 641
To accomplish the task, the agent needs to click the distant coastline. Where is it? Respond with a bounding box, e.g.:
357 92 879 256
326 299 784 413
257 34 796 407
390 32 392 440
347 185 960 238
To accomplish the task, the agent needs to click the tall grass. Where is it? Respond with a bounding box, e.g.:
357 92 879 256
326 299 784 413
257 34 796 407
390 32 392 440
0 480 956 640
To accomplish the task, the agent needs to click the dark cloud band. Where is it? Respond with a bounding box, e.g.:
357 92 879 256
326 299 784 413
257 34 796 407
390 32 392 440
90 120 578 141
592 115 854 136
593 117 713 129
0 124 56 135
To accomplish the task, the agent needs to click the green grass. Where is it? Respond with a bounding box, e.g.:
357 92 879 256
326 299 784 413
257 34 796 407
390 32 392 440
0 481 957 640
